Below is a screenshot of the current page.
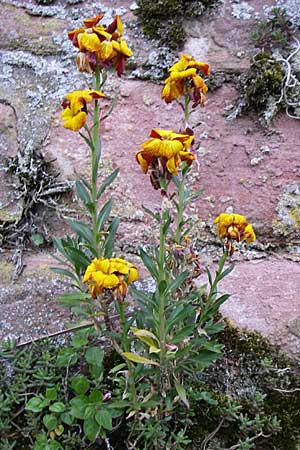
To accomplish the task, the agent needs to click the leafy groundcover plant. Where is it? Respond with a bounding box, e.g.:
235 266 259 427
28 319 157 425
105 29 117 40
0 11 278 450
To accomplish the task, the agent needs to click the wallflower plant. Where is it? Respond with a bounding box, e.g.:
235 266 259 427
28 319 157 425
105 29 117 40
33 11 257 449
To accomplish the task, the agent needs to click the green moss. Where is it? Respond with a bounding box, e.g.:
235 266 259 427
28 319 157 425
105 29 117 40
229 52 285 123
136 0 219 49
242 53 284 111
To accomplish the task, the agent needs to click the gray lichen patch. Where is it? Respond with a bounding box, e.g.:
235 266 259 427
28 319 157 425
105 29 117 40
273 184 300 241
0 4 66 56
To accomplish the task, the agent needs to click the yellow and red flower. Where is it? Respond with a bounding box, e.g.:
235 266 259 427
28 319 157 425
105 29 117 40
136 129 195 179
68 14 132 75
214 213 256 254
61 89 105 131
83 257 139 300
162 54 210 105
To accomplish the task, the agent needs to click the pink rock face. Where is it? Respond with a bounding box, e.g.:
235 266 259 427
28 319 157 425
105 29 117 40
1 0 300 356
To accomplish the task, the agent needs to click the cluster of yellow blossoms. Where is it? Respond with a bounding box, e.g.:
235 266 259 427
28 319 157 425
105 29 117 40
162 54 210 106
68 14 132 75
214 213 256 254
83 257 139 300
61 89 105 131
136 129 195 185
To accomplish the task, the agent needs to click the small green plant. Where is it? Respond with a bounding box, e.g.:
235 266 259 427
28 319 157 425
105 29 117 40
250 7 295 54
136 0 219 49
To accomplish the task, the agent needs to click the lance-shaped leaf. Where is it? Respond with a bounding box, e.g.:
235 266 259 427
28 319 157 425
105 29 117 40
139 248 158 278
97 199 112 231
123 352 159 366
175 381 190 408
97 168 119 198
76 180 91 204
131 327 161 353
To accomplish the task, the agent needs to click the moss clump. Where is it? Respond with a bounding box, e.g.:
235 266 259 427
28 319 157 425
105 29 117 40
188 323 300 449
228 52 285 124
136 0 219 49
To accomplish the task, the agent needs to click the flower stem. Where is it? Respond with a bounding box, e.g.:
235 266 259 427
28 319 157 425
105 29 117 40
184 92 190 129
119 302 138 411
175 174 185 244
158 211 168 393
90 66 102 254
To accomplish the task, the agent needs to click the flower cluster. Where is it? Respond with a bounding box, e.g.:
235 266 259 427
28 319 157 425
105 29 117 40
68 14 132 75
162 54 210 106
136 129 195 188
61 90 105 131
214 213 256 254
83 257 139 300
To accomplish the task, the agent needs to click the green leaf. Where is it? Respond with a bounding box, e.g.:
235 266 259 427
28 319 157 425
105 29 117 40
76 180 91 204
89 389 103 404
142 204 160 221
70 395 89 420
26 397 48 413
95 410 113 430
103 217 119 258
31 233 44 247
71 335 88 348
186 188 204 204
49 402 66 413
131 327 160 350
45 388 57 401
217 263 234 282
68 219 94 245
43 414 58 431
50 267 79 284
166 271 189 294
123 352 159 366
61 412 74 426
108 363 127 374
56 348 78 367
71 375 90 395
97 199 112 231
84 417 100 442
97 169 119 198
58 291 91 308
106 400 130 409
175 382 189 408
139 248 158 278
65 246 91 268
85 347 104 367
171 325 194 344
55 424 64 436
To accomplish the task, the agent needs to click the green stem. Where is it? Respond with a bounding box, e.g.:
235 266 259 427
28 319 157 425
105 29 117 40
91 66 101 254
174 175 185 244
184 92 190 129
158 212 167 393
119 302 138 411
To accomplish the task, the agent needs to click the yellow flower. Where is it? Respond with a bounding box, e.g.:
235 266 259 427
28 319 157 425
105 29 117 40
162 54 210 105
83 257 139 300
136 129 195 177
61 89 105 131
68 14 132 75
214 213 256 244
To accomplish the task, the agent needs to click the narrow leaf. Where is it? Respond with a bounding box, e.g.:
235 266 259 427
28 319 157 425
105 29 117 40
123 352 159 366
175 382 190 408
139 248 158 278
104 217 120 258
97 169 119 198
97 199 112 231
76 180 91 204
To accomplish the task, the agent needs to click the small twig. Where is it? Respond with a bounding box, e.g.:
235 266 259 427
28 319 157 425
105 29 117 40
273 387 300 394
13 311 131 348
227 431 272 450
200 419 224 450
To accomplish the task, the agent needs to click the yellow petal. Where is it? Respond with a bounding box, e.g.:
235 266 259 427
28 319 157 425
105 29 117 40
62 110 86 131
78 31 102 52
136 152 150 173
